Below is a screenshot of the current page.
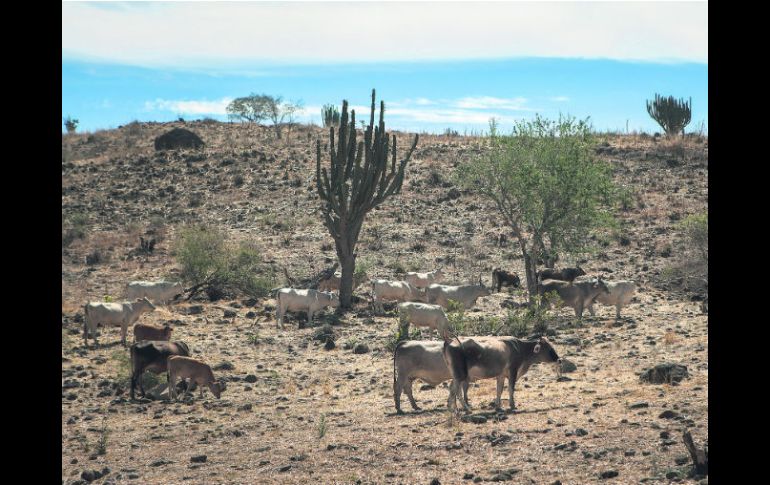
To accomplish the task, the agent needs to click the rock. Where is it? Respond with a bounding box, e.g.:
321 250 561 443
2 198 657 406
659 410 679 419
277 464 292 472
461 414 488 424
214 362 234 371
190 455 207 463
238 403 253 412
629 401 649 409
556 376 572 382
660 431 670 439
154 128 204 151
353 343 370 354
639 363 689 384
599 470 618 479
81 470 100 482
574 428 588 436
430 479 441 485
244 374 257 383
186 305 204 315
246 311 257 319
665 471 680 479
223 308 237 318
560 359 577 373
463 473 475 480
324 339 336 351
150 459 173 467
675 455 690 465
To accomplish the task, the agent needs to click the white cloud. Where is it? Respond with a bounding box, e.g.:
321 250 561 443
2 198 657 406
549 96 570 102
62 2 707 67
453 96 531 111
144 97 233 115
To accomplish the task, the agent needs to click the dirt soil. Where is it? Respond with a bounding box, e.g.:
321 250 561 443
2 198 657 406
62 121 708 484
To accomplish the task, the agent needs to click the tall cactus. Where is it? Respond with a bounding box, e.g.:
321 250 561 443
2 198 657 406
321 104 341 127
316 89 419 308
646 93 692 136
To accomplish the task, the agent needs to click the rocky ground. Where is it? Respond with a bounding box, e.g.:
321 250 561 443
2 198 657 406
62 121 708 484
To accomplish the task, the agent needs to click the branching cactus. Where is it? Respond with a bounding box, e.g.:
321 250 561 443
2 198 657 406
316 89 419 308
646 94 692 136
322 104 341 128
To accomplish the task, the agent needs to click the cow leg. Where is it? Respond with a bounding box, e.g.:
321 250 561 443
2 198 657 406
168 371 176 400
394 373 404 414
575 301 584 319
588 302 596 317
276 305 283 329
121 323 128 347
404 378 420 411
461 380 471 412
615 304 622 320
495 376 505 409
307 310 314 328
130 373 136 400
508 374 516 410
139 372 146 398
447 380 460 411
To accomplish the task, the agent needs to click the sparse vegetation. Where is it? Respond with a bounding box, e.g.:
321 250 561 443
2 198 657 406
63 115 79 134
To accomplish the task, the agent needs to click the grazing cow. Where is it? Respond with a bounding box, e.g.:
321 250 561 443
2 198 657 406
537 267 586 283
276 288 339 328
442 336 562 411
133 323 172 343
425 277 491 309
129 340 190 400
586 279 637 320
393 340 460 413
538 278 610 319
491 268 521 292
397 302 451 340
167 356 226 400
372 280 426 313
126 281 184 304
83 297 156 347
317 271 368 293
404 268 445 289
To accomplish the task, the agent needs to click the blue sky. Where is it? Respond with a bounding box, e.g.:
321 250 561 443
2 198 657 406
62 1 708 135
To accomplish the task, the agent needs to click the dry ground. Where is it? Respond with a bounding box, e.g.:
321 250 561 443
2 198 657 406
62 121 707 484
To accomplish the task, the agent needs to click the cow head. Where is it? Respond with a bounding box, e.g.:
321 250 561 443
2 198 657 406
575 266 586 277
532 336 561 365
137 297 157 311
593 277 610 296
324 292 340 308
162 325 173 339
476 275 491 297
210 380 226 399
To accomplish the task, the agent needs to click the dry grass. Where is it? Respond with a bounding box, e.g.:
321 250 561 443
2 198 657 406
61 124 707 484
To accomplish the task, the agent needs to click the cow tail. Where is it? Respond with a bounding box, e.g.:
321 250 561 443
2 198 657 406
83 304 90 344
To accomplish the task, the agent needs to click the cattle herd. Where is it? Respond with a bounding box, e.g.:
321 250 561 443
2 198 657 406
82 265 637 413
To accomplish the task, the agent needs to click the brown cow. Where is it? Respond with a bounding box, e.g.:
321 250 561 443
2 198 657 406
129 340 190 400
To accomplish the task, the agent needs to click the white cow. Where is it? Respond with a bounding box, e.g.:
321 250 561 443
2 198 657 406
276 288 340 328
425 279 491 309
371 280 425 313
397 302 451 340
84 297 156 347
587 279 637 319
404 268 444 289
126 281 184 304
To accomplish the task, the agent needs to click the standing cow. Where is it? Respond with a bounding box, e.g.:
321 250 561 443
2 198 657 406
587 279 637 320
491 268 521 292
537 267 586 283
83 297 156 347
538 278 610 319
276 288 339 328
125 281 184 304
129 340 190 400
442 336 562 412
425 277 491 309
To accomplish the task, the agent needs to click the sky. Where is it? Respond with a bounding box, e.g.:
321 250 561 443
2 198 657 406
62 1 708 135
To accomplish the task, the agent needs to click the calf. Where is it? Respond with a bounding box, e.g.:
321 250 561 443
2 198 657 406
372 280 425 313
491 268 521 292
537 267 586 283
393 340 465 413
83 297 156 347
125 280 184 304
276 288 339 328
587 279 637 320
167 356 226 400
404 268 445 289
133 323 172 343
442 336 561 412
538 278 610 319
425 277 491 309
397 302 451 340
129 340 190 400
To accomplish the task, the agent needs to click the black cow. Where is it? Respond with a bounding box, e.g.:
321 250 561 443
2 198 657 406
129 340 190 399
491 268 521 292
537 266 586 283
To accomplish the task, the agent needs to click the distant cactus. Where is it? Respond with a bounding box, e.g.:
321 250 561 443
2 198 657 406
321 104 341 127
63 115 79 134
646 94 692 136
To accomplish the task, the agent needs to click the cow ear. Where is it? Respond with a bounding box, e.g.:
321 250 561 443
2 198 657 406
533 343 541 353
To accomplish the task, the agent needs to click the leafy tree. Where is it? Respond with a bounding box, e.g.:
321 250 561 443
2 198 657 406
226 94 270 123
456 114 619 301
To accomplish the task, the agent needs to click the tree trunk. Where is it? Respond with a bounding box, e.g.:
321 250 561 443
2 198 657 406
517 237 539 304
338 252 356 310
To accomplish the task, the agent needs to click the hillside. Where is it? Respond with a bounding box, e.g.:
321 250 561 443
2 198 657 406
62 121 708 484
